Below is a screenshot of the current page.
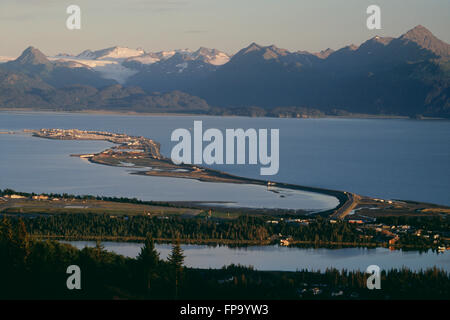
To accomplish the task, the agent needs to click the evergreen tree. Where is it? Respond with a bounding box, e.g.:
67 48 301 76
0 216 14 247
94 239 104 262
0 216 14 270
137 233 160 292
167 241 185 271
167 240 185 299
13 219 30 268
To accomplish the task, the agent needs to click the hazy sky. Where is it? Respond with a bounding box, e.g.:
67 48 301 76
1 0 449 57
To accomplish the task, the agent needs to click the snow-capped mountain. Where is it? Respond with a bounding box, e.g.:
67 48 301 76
50 46 231 84
51 46 148 83
74 46 145 60
124 48 230 66
124 48 232 92
190 47 231 65
48 56 136 84
123 49 190 67
1 25 449 118
1 46 116 89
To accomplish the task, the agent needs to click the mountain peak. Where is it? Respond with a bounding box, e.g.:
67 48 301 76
237 43 289 60
16 46 51 65
243 42 263 53
399 25 450 58
193 47 217 57
191 47 230 65
402 25 432 38
195 46 213 53
314 48 334 59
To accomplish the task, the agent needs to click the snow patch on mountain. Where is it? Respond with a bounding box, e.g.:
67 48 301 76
98 47 145 60
176 62 189 73
50 46 230 83
49 56 137 84
91 63 138 83
128 54 160 65
74 47 145 61
208 52 230 65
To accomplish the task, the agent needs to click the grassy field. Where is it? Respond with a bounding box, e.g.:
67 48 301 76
0 198 203 217
351 196 450 218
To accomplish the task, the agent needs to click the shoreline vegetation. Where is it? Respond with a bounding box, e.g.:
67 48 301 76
30 234 445 251
1 190 449 251
1 220 448 300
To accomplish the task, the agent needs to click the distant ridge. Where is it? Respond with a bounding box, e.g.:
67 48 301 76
399 25 450 58
15 46 52 66
0 25 449 118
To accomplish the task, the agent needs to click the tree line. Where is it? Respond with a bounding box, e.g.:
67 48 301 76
0 216 185 299
1 216 449 300
10 213 375 244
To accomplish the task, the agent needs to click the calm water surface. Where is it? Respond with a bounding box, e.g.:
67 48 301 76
2 111 450 270
0 132 336 210
64 241 450 272
1 111 449 205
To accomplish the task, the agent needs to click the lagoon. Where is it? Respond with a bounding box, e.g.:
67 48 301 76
0 131 337 211
64 241 450 272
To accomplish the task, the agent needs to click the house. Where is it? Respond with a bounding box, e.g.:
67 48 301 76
7 194 26 199
286 218 311 225
311 288 322 295
389 236 399 245
32 195 49 200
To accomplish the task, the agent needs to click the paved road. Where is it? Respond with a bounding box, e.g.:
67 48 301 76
331 192 360 219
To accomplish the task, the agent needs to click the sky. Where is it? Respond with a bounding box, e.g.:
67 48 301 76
0 0 449 57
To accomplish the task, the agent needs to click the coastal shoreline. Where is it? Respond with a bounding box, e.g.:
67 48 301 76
29 128 351 216
0 108 446 120
3 127 450 222
31 234 442 251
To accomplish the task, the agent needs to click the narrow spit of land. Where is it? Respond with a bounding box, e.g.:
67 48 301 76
27 128 352 216
18 128 450 220
1 191 449 250
1 129 449 251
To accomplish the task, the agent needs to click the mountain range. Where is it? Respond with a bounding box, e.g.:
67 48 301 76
0 25 449 117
